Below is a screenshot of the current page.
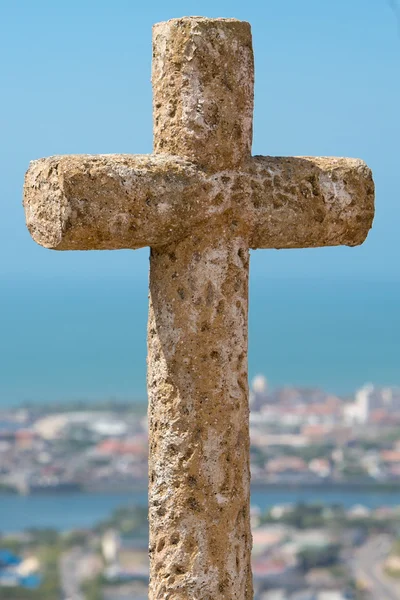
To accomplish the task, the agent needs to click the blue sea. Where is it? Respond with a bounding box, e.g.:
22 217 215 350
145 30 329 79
0 275 399 405
1 487 400 533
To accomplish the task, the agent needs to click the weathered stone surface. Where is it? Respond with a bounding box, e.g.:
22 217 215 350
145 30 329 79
152 17 254 171
23 154 211 251
22 15 375 600
24 154 374 251
247 156 374 249
148 224 252 599
149 18 254 599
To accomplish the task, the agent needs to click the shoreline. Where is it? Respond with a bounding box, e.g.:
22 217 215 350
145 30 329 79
1 486 399 534
4 480 400 496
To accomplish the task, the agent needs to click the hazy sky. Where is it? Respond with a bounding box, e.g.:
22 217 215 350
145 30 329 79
1 0 398 283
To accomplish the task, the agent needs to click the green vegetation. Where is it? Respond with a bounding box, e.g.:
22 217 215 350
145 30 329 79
21 399 147 416
82 575 103 600
384 538 400 579
385 565 400 579
261 502 345 530
25 529 59 546
95 505 148 537
0 483 17 494
298 543 341 571
0 529 99 600
390 538 400 556
341 465 367 477
250 445 265 468
275 444 334 462
261 501 400 536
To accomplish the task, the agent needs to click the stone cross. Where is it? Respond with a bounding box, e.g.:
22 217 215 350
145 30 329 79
23 17 374 600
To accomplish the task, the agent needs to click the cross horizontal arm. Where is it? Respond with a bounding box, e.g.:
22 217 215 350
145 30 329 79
23 154 219 251
247 156 374 249
24 154 374 252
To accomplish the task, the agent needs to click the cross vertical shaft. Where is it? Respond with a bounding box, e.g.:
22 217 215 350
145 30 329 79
148 227 252 598
148 18 254 598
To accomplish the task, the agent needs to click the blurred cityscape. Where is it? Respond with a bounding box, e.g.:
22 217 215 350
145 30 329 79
1 378 400 598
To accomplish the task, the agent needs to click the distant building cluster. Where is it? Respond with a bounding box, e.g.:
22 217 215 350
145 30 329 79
1 379 400 495
249 378 400 485
0 408 148 494
1 383 400 598
59 502 400 600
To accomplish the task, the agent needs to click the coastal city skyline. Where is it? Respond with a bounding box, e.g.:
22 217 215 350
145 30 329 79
2 378 400 598
2 376 400 495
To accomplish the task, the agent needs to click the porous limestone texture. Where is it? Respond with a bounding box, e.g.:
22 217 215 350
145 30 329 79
152 17 254 171
149 18 254 598
22 15 376 600
148 224 252 599
24 154 212 251
24 154 374 252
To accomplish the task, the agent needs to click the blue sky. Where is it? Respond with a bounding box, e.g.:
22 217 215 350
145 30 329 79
1 0 399 282
0 0 399 403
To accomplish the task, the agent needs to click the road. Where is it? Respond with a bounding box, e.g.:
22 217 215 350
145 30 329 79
353 534 400 600
60 548 85 600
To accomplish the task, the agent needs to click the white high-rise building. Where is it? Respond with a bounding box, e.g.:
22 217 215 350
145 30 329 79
102 530 120 564
356 383 374 424
344 383 374 425
249 375 268 410
252 375 268 395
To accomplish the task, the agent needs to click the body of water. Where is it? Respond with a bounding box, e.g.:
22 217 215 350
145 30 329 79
1 488 399 533
1 276 399 405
